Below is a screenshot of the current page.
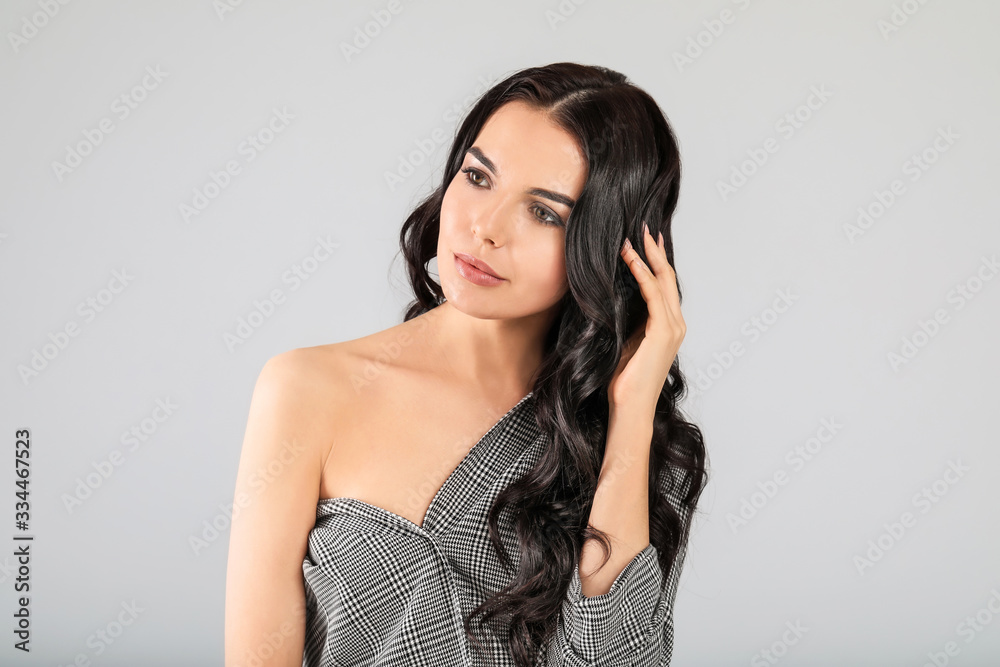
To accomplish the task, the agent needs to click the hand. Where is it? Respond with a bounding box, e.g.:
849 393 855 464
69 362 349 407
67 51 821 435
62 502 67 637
607 222 686 414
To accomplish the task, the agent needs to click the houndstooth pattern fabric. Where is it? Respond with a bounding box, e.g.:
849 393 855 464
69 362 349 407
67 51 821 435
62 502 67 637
301 392 689 666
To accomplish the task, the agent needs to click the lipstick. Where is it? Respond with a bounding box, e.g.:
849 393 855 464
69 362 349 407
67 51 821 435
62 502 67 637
454 253 504 286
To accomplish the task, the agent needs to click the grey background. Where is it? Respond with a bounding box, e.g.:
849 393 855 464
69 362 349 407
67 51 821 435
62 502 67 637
2 1 998 665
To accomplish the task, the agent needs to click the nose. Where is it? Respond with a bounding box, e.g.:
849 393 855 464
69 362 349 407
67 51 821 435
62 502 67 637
472 224 498 247
472 199 511 247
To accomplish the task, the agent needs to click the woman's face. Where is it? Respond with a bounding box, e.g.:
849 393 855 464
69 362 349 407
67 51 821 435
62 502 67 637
437 99 587 320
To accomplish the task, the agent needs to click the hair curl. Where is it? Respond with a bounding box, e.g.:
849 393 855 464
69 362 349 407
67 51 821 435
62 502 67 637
395 62 708 666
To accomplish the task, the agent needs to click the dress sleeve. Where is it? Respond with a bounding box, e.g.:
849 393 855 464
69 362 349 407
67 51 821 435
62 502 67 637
540 478 693 666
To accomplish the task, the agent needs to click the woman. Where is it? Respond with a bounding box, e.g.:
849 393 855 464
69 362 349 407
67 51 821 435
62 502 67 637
225 62 708 667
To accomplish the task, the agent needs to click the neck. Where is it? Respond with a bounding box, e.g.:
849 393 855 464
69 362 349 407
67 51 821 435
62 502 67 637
423 299 557 398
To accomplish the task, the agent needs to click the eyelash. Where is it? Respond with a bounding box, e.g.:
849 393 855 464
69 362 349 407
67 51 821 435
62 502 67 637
460 166 564 227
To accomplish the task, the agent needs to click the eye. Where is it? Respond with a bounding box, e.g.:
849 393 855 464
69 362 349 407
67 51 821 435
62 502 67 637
461 166 488 188
530 205 563 226
460 167 565 227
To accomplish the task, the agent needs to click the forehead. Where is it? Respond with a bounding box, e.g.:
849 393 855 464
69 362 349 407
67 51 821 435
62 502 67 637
473 101 587 190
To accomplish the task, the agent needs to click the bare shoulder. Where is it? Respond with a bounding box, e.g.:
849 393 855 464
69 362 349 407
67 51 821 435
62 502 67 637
260 316 432 433
255 343 353 445
261 343 347 397
305 315 438 395
226 343 359 661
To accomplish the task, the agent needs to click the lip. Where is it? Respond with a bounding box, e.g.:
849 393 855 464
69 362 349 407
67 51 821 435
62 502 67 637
454 252 505 285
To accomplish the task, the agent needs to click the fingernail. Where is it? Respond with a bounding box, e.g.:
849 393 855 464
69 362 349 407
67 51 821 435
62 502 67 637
658 231 664 246
622 238 632 253
643 221 650 237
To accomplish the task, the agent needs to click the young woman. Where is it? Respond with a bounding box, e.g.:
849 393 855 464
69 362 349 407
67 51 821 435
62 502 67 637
225 62 708 667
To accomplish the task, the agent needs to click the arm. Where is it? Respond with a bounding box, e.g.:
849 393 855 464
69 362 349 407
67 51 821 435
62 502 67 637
542 407 693 666
225 350 332 667
578 404 654 599
542 224 691 665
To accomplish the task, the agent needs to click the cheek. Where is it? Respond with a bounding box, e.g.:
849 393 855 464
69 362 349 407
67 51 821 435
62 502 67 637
437 187 459 256
439 177 467 232
523 241 567 296
438 181 469 249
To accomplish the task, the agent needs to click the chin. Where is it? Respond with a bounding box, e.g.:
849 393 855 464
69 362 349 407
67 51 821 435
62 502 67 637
441 280 512 318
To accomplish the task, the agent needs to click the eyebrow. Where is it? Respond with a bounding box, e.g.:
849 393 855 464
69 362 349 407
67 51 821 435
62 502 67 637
466 146 576 209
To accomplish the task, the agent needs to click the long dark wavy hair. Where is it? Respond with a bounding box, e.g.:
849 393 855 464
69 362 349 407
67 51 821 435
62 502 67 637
396 62 708 666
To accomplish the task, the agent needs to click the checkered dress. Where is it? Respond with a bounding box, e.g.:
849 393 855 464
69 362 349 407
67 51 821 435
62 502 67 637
301 392 688 666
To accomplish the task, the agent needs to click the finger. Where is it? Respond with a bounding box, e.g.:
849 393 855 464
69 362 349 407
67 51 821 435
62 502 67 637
640 224 686 348
620 235 668 328
643 223 683 325
641 224 679 329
